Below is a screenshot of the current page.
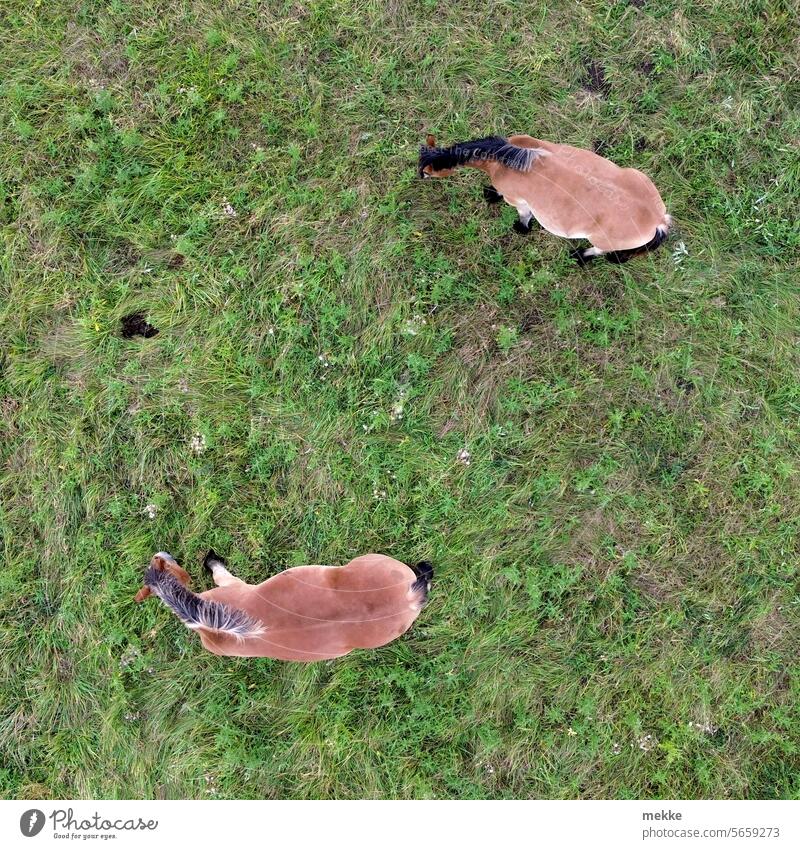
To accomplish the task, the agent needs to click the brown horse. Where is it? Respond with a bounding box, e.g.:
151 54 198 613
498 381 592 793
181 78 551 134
419 134 670 264
135 550 432 662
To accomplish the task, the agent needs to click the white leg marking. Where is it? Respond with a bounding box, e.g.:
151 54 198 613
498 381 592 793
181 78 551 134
582 246 605 258
516 202 534 227
211 564 244 587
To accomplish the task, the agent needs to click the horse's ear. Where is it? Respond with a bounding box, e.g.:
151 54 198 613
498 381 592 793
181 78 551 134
134 586 152 602
426 134 436 147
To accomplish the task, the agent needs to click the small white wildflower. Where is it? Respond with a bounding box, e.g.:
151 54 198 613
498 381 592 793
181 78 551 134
638 733 657 752
119 646 140 669
221 197 237 217
372 486 387 500
457 447 471 466
612 741 622 755
567 727 577 737
190 432 207 454
143 503 158 519
390 386 408 423
318 354 332 381
691 721 718 735
402 314 427 336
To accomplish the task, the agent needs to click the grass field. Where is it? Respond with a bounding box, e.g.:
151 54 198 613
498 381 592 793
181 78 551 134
1 0 799 799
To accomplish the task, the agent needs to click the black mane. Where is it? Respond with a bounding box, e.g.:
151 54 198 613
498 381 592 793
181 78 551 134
419 136 539 175
144 566 263 636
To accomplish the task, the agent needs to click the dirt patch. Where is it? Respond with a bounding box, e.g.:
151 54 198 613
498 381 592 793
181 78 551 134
583 60 611 97
121 312 159 339
638 58 656 78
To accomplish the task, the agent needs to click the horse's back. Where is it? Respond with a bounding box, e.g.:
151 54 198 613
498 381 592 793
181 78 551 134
498 137 666 249
199 555 419 660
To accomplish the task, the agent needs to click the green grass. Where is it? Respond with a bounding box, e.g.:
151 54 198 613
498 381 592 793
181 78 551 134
1 0 799 799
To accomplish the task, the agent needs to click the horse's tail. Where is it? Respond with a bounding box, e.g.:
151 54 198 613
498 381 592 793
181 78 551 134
419 136 542 176
606 214 672 264
143 566 264 639
410 560 434 607
654 213 672 243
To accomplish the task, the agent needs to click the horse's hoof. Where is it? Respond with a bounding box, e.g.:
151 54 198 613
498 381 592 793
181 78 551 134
203 549 225 573
483 185 503 204
513 220 532 235
570 248 590 266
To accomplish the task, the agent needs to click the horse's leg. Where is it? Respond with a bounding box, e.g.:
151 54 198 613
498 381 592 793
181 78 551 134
203 550 246 587
570 246 604 266
483 185 503 204
512 202 535 235
605 249 633 264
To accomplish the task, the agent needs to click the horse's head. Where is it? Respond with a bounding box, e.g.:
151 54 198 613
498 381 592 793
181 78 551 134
134 551 191 602
418 133 456 178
